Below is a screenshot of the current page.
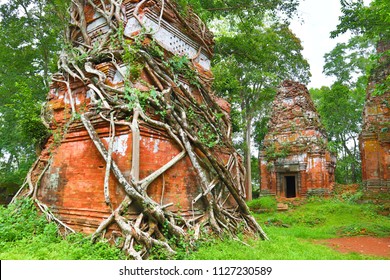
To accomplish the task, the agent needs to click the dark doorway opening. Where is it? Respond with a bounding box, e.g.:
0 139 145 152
285 176 296 198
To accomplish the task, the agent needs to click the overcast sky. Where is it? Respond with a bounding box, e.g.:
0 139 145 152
289 0 351 89
290 0 373 89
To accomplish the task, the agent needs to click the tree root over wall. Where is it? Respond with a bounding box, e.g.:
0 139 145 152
13 0 268 259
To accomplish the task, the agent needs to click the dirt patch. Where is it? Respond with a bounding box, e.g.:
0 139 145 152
318 236 390 258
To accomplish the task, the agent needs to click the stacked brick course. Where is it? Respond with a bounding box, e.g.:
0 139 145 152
359 40 390 196
34 0 236 233
260 80 336 198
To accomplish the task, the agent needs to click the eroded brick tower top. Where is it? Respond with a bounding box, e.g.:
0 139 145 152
260 80 336 198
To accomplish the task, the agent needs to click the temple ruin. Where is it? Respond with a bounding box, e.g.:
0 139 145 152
34 0 222 233
14 0 267 258
260 80 336 198
359 40 390 197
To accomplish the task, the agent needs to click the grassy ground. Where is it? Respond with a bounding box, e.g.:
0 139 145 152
188 197 390 260
1 197 389 260
0 199 125 260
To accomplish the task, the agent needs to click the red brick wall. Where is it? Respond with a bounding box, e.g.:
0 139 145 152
38 122 206 233
360 93 390 192
260 152 335 198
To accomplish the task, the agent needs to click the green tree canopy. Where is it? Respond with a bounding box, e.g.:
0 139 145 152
332 0 390 41
310 83 364 183
178 0 301 21
0 0 67 185
329 0 390 96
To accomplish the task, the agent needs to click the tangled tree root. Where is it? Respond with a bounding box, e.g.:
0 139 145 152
14 0 268 259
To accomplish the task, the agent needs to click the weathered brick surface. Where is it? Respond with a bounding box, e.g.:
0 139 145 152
359 40 390 195
38 118 206 232
33 0 235 233
260 80 336 198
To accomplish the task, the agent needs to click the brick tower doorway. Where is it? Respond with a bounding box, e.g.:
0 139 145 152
285 175 297 198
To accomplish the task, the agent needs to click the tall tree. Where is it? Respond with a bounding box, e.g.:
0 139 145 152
321 29 373 184
213 18 310 199
0 0 67 186
310 83 365 183
323 36 374 88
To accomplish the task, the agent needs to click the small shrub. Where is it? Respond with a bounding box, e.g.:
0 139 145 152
0 198 125 260
0 198 49 242
335 223 390 237
341 190 364 203
300 214 327 227
280 211 327 227
247 196 277 212
336 225 368 236
264 218 291 228
306 195 326 203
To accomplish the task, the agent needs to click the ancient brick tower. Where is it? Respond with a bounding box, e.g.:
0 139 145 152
260 80 336 198
24 0 245 235
359 40 390 196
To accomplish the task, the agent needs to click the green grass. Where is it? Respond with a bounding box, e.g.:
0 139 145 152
0 234 125 260
188 198 390 260
0 198 125 260
258 198 390 238
188 235 380 260
1 197 389 260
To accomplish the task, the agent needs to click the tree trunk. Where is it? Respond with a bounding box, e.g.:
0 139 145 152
244 114 252 201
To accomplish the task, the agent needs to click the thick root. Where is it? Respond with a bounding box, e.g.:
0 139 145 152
13 0 268 259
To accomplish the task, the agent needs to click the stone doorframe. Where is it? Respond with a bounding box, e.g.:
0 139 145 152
276 172 301 198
